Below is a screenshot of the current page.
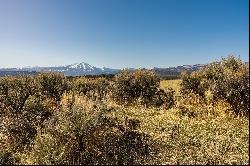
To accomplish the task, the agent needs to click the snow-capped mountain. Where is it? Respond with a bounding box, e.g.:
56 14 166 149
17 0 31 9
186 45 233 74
0 62 120 76
67 62 97 71
1 61 248 77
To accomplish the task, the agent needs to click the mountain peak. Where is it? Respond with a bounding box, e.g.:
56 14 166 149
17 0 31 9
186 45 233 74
67 62 96 70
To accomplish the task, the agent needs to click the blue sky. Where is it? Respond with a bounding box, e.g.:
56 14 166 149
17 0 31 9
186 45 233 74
0 0 248 69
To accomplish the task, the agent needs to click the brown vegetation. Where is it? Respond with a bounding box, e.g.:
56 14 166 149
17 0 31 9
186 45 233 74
0 55 249 165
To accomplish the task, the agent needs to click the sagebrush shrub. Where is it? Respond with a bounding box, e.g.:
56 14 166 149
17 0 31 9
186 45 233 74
29 103 154 165
0 75 55 157
111 69 136 104
91 77 110 100
0 150 15 165
37 72 68 103
73 77 110 100
73 77 93 95
0 76 35 113
180 55 249 115
112 69 161 106
180 71 205 97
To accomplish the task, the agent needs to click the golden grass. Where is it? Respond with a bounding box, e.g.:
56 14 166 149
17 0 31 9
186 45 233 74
66 81 249 165
1 79 248 165
110 104 249 165
7 93 249 165
160 79 181 96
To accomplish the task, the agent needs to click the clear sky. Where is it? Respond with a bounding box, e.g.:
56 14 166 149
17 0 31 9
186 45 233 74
0 0 249 69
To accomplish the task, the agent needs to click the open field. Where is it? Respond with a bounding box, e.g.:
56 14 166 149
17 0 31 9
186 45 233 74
0 56 249 165
110 104 249 165
160 79 181 96
0 0 248 164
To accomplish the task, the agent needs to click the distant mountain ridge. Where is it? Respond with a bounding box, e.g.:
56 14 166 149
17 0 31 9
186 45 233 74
0 61 248 77
0 62 121 77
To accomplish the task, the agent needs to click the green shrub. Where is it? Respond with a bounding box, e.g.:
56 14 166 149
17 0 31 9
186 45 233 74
0 76 35 113
37 72 68 103
29 103 154 165
203 56 249 114
111 69 135 104
91 77 110 100
0 150 15 165
180 71 205 97
133 70 160 105
73 77 110 101
73 77 93 95
112 69 161 106
153 88 175 109
0 75 54 155
0 76 38 152
180 55 249 115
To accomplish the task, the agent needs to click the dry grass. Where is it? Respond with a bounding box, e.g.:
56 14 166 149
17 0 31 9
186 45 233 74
109 104 249 165
160 79 181 96
28 83 250 165
1 79 249 165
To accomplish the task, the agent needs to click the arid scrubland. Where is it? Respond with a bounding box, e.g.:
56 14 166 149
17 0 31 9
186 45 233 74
0 56 249 165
